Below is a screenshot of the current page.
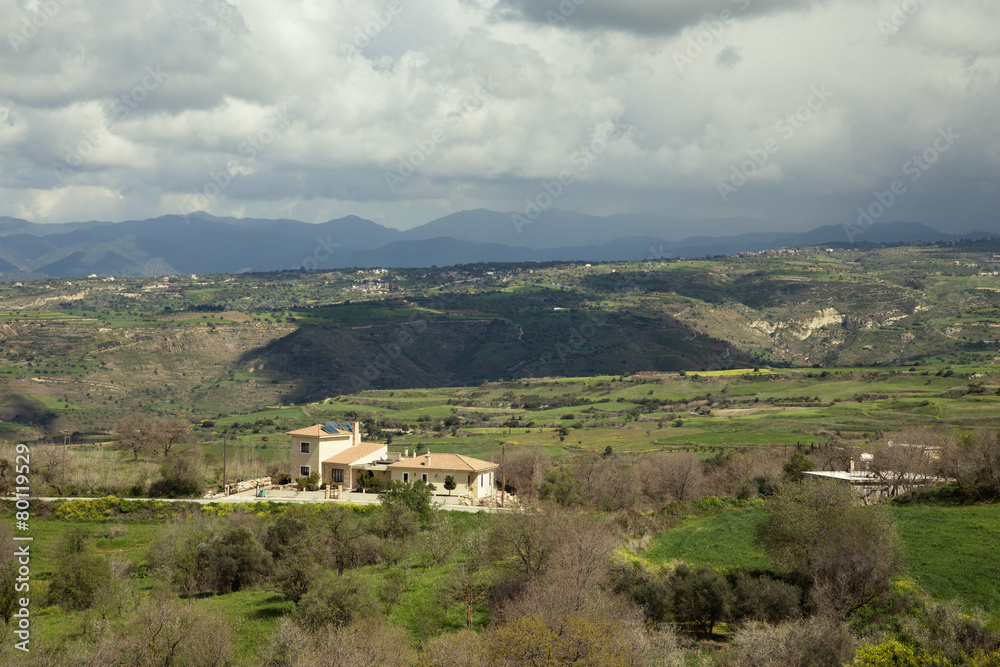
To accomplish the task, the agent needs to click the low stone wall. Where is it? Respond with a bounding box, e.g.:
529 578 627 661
225 476 271 495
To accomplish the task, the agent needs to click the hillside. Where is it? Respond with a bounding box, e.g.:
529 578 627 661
2 240 1000 441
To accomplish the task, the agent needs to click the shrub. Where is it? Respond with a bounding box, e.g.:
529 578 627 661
670 563 734 636
292 572 377 631
733 573 802 624
92 593 233 667
103 523 129 540
377 480 435 525
196 525 273 595
149 452 204 498
608 560 672 625
724 617 857 667
47 552 113 611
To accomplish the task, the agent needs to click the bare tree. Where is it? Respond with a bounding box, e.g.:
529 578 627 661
94 593 233 667
642 452 704 503
869 428 942 497
155 419 190 458
500 447 551 500
445 563 492 629
113 415 158 462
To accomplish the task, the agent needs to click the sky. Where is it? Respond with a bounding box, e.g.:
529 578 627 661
0 0 998 232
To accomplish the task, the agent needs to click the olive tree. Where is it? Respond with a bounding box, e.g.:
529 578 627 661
755 480 902 615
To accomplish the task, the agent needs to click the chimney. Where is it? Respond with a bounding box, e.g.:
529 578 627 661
849 460 855 474
425 450 431 466
352 421 361 446
404 448 408 459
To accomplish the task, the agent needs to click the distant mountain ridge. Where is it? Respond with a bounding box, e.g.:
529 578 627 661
0 210 991 279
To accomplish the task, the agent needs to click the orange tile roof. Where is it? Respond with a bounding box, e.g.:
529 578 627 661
286 424 352 437
388 453 497 472
323 442 388 465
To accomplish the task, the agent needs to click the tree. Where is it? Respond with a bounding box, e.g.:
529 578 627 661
93 593 233 667
155 419 190 458
292 572 377 631
47 548 113 611
782 450 815 482
670 563 734 637
642 452 704 503
113 414 157 461
378 480 435 525
868 428 940 497
756 480 903 615
733 573 801 623
445 563 492 629
196 525 272 595
444 474 457 495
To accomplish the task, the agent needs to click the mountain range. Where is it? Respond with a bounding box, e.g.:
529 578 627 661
0 210 992 279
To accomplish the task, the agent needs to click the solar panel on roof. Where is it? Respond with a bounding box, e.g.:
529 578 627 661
321 421 340 434
340 422 352 431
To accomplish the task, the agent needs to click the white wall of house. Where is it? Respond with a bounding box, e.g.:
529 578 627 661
290 434 352 479
388 467 496 498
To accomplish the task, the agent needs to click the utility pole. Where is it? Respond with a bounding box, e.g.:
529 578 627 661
500 441 506 509
223 434 228 496
62 434 68 496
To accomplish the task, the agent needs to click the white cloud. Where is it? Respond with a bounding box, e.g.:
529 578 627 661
0 0 996 232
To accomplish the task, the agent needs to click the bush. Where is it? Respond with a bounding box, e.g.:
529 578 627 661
196 525 273 595
292 572 377 631
377 481 435 525
104 523 129 540
608 561 672 625
47 552 113 611
900 599 1000 659
670 563 733 636
92 593 233 667
724 617 857 667
149 452 204 498
733 573 802 624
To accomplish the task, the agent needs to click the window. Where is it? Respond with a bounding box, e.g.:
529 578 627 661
332 468 344 484
421 473 428 483
403 472 409 482
300 442 310 454
300 465 310 477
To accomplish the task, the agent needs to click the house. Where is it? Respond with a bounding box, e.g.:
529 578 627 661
288 425 497 499
288 421 386 485
386 451 498 500
322 441 390 489
803 456 947 504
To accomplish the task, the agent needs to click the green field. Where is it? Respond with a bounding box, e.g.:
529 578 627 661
641 503 1000 627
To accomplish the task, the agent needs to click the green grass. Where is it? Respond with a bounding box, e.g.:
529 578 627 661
642 503 1000 628
645 509 771 571
893 505 1000 627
